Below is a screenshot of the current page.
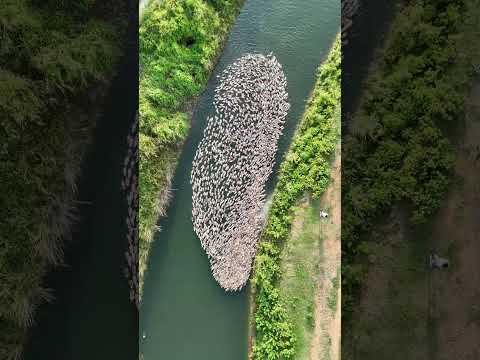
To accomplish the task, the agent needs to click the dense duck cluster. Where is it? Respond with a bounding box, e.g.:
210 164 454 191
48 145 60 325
122 113 139 308
191 53 290 291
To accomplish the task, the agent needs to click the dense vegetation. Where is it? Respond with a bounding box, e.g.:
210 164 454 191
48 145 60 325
251 36 340 359
138 0 243 291
342 0 480 321
0 1 127 358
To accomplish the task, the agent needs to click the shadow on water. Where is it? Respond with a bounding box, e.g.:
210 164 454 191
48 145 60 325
342 0 396 134
140 1 339 359
23 22 139 360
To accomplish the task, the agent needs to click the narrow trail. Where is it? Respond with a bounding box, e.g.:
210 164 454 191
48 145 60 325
309 145 341 360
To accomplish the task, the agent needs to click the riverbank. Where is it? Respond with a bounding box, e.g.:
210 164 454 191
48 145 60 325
250 35 340 359
138 0 245 294
274 155 341 360
342 0 480 355
0 2 128 358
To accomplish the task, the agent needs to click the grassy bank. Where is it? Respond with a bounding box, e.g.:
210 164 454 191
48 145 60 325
250 35 341 360
138 0 244 293
277 197 322 359
0 1 128 358
342 0 480 326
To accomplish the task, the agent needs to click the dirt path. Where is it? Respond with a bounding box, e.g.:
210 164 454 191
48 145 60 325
309 145 341 360
428 80 480 360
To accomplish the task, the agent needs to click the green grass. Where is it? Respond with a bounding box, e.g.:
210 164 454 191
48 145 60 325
278 198 322 358
322 336 332 360
251 35 340 360
0 1 127 358
138 0 244 294
327 268 340 314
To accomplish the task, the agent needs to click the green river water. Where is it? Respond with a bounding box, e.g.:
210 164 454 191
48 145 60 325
140 1 339 359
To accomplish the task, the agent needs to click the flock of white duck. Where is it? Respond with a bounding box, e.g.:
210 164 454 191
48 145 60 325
191 53 290 291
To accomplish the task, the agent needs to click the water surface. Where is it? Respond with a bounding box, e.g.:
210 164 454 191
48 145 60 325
140 1 339 359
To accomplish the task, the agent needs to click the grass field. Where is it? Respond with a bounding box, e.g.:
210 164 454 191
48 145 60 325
278 197 322 358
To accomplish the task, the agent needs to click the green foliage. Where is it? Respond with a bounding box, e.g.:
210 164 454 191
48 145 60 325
342 0 478 322
252 243 296 360
327 269 340 314
0 70 45 142
31 20 119 92
252 36 340 359
138 0 244 291
0 0 125 357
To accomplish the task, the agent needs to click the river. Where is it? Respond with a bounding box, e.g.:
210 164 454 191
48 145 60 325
139 1 339 359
